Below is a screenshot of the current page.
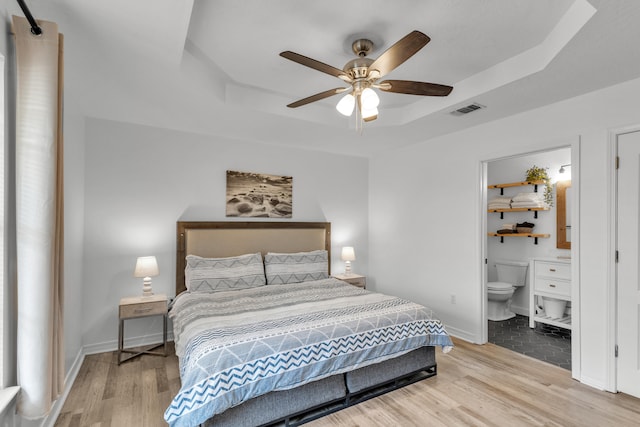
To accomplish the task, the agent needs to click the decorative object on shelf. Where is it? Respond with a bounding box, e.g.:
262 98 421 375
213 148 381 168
516 222 535 233
487 181 550 219
226 170 293 218
488 195 512 210
511 192 546 209
134 256 159 296
525 165 553 206
341 246 356 275
497 224 516 234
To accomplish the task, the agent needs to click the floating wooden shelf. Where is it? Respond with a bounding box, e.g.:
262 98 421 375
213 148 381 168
487 180 545 189
488 180 545 195
488 232 550 245
488 207 549 213
488 232 550 238
488 180 550 242
488 207 550 219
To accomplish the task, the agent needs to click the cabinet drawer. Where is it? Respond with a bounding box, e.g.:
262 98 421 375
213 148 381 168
535 278 571 296
535 261 571 280
345 277 366 288
120 300 166 319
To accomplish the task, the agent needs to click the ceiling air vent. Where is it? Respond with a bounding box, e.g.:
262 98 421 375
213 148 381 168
450 102 485 116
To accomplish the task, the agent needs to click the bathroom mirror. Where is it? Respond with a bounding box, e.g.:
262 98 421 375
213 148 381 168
556 180 571 249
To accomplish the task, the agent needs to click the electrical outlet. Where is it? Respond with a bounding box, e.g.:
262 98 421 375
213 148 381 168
450 294 456 304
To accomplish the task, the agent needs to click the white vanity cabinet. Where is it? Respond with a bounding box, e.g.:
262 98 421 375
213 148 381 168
529 258 571 329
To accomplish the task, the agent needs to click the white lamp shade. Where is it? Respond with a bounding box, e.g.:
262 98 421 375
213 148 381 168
361 88 380 109
134 256 159 278
361 106 378 120
336 93 355 116
341 247 356 262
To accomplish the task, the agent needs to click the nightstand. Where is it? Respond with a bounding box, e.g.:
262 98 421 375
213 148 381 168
118 293 168 365
333 274 366 289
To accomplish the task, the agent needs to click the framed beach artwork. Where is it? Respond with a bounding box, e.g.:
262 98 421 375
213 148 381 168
226 170 293 218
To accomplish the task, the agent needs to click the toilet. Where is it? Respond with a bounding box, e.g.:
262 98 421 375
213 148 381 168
487 260 529 321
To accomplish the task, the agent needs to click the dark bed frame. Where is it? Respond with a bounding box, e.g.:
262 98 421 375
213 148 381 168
174 221 438 427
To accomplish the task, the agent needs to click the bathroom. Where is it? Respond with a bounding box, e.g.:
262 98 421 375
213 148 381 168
486 146 572 370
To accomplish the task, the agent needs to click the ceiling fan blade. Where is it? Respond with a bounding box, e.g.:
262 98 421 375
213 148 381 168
367 31 430 79
280 51 351 82
286 87 346 108
378 80 453 96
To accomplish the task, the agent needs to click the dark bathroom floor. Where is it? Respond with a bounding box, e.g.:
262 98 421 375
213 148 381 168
488 314 571 370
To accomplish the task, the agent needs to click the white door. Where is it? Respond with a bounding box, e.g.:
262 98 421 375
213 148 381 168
617 130 640 397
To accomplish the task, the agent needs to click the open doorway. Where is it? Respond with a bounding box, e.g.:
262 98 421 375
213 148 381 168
482 146 578 374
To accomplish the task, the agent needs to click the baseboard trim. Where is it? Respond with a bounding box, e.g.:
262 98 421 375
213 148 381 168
83 331 174 356
444 324 477 343
578 375 607 392
39 348 84 427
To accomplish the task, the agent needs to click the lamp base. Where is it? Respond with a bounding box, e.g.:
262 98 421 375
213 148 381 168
142 277 154 297
344 261 352 276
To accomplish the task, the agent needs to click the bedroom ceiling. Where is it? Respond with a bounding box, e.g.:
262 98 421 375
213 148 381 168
15 0 640 156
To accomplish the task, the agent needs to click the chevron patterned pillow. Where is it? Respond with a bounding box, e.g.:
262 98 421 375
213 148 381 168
185 252 266 292
264 250 329 285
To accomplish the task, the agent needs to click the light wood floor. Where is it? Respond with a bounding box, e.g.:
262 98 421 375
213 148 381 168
54 338 640 426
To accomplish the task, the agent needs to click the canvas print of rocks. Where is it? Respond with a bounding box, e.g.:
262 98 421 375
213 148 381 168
226 170 293 218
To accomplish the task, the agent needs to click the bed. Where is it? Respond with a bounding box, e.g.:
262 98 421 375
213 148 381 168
165 221 453 427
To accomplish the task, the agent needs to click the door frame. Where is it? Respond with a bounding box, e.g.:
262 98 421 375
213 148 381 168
480 138 581 380
608 124 640 392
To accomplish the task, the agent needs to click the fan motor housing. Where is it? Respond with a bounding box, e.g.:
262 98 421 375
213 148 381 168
344 57 373 79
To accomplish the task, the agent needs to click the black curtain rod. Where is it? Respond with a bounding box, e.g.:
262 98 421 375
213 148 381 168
16 0 42 35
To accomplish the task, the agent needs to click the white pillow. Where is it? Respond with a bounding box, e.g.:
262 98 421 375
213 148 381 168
264 250 329 285
185 252 265 292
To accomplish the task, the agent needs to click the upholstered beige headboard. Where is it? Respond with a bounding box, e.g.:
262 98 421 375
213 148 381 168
176 221 331 295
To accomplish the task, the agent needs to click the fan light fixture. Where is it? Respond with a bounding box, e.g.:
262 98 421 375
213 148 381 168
336 93 355 116
336 87 380 121
280 31 453 131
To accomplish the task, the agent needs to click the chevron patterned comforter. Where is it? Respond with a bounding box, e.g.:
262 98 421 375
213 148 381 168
164 278 453 427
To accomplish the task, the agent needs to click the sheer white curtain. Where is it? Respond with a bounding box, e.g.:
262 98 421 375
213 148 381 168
12 16 64 419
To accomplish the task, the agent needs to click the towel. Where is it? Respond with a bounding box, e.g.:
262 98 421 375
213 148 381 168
488 196 512 210
512 192 543 202
489 196 512 204
511 201 546 208
516 222 535 228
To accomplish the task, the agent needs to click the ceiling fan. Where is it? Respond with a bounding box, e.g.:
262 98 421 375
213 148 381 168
280 30 453 123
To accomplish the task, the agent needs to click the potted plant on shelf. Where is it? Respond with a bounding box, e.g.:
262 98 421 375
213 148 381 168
525 165 553 207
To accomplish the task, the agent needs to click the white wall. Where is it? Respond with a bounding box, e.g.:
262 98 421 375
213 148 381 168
81 118 369 350
370 75 640 390
487 148 572 315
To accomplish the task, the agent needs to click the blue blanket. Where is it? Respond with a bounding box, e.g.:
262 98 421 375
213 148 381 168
165 278 452 427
